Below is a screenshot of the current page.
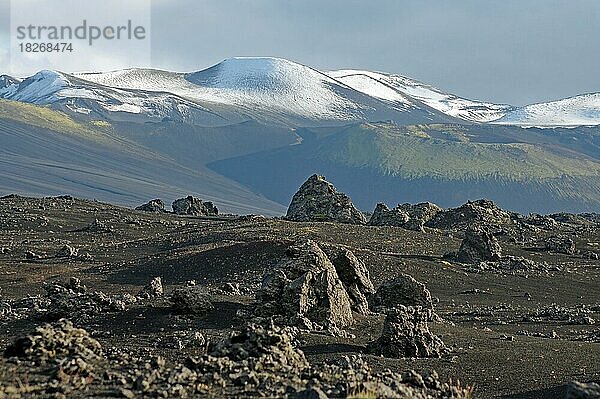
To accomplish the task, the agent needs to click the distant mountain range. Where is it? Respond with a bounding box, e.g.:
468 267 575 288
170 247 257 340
1 57 599 214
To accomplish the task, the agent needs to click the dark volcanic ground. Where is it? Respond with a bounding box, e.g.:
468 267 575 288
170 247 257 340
0 195 599 398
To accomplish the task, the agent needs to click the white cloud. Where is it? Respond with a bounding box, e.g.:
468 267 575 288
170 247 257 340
9 0 151 75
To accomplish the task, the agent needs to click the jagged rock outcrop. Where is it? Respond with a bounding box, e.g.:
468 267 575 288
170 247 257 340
172 196 218 216
369 202 443 232
328 248 375 314
456 224 502 264
135 199 166 213
427 199 512 230
367 306 447 358
370 274 433 312
545 236 576 255
285 175 366 224
256 240 354 330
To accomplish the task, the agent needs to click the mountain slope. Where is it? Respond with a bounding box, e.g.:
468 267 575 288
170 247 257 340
0 99 286 215
208 123 600 213
493 93 600 127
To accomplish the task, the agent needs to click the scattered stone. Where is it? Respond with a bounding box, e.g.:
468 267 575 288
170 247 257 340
138 277 164 299
545 236 576 255
156 331 206 350
172 196 218 216
56 244 78 258
565 381 600 399
582 251 599 260
456 224 502 264
285 174 366 224
220 282 241 295
169 286 214 315
294 387 329 399
328 248 375 314
370 273 433 312
522 213 558 229
43 279 134 323
25 250 42 260
256 240 354 330
368 306 447 358
135 199 166 213
80 218 109 233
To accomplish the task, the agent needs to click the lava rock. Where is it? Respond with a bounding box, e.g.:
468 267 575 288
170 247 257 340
367 306 447 358
169 286 214 315
138 277 164 299
545 236 576 255
427 199 512 230
566 381 600 399
368 203 410 227
329 248 375 314
56 244 78 258
256 240 354 329
370 274 433 312
172 196 218 216
456 224 502 264
135 199 166 213
285 174 366 224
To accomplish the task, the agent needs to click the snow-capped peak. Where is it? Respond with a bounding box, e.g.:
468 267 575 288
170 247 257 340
0 70 71 104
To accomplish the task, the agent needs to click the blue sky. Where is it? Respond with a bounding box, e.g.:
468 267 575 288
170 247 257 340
1 0 599 106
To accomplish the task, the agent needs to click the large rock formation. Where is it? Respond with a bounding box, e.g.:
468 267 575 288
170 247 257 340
172 196 218 216
256 240 354 330
367 306 447 358
369 202 443 232
285 175 366 224
456 224 502 264
135 199 166 213
427 199 512 230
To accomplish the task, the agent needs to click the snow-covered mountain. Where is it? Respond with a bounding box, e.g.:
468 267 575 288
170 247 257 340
492 93 600 127
1 57 599 127
327 70 512 123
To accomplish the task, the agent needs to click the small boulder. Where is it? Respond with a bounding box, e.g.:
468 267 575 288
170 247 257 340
138 277 164 299
545 236 576 255
135 199 166 213
367 306 447 358
368 203 410 227
285 175 366 224
170 286 214 315
456 224 502 264
56 244 78 258
370 274 433 312
172 196 218 216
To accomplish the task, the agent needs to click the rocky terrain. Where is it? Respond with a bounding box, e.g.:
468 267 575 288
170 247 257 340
0 176 599 398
